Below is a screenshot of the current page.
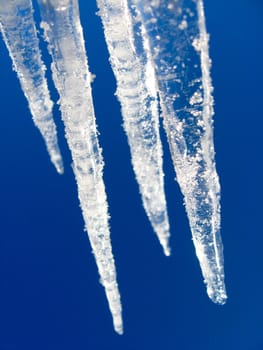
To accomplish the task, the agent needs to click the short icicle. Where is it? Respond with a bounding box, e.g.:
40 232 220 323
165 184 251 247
97 0 171 256
37 0 123 333
132 0 227 304
0 0 63 174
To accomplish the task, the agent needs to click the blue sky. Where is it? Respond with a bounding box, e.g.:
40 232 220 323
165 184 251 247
0 1 262 349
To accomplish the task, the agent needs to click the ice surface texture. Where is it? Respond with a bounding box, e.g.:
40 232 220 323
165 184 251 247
0 0 63 174
37 0 123 334
0 0 226 334
131 0 226 304
97 0 170 256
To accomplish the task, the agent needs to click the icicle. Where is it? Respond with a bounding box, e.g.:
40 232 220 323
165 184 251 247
132 0 227 304
37 0 123 334
97 0 170 256
0 0 63 174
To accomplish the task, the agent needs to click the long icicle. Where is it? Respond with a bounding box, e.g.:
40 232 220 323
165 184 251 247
97 0 170 256
37 0 123 333
132 0 227 304
0 0 63 174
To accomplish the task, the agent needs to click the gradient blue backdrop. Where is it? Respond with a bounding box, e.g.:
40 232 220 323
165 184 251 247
0 1 262 349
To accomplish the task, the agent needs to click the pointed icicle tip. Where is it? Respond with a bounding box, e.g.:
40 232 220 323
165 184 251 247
114 320 124 335
155 225 171 256
163 244 171 257
53 157 64 175
48 148 64 175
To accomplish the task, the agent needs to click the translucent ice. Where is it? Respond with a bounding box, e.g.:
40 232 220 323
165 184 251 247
37 0 123 333
97 0 170 256
132 0 226 304
0 0 63 174
0 0 227 335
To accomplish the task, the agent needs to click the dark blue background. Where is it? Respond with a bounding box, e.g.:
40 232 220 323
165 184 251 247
0 1 262 349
